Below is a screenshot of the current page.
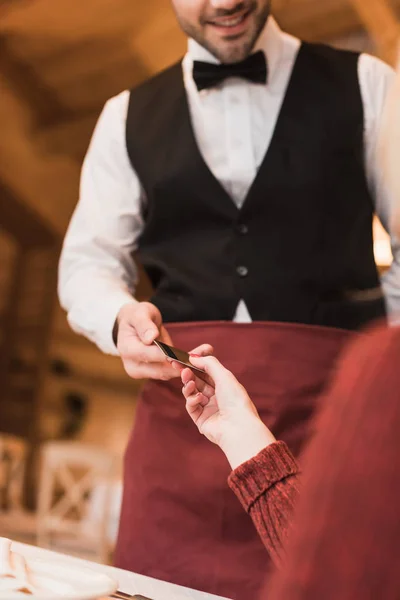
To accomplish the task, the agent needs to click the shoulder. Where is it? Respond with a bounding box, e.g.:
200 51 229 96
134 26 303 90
82 90 132 166
357 54 395 122
86 91 130 141
301 41 359 63
358 53 395 96
358 52 394 84
100 90 130 123
298 41 361 85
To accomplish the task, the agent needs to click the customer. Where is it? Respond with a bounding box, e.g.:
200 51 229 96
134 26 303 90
179 57 400 597
182 324 400 600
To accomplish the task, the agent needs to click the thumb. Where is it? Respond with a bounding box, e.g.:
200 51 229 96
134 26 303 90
132 303 162 344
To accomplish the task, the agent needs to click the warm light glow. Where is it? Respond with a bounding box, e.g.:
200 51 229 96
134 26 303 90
373 217 393 267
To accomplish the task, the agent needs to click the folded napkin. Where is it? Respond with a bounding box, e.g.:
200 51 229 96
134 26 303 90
0 537 76 597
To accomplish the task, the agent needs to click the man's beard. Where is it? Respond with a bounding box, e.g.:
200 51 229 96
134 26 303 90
177 1 271 64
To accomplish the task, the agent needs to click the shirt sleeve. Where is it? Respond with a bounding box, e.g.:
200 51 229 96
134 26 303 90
58 90 146 355
228 441 300 566
359 53 400 320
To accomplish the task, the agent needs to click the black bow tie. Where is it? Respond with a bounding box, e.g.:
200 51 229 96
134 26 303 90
193 50 268 91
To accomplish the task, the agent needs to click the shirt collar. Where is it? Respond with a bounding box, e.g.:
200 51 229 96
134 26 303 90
185 16 284 83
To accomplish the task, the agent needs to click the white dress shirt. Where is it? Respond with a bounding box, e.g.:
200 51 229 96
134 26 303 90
59 17 400 355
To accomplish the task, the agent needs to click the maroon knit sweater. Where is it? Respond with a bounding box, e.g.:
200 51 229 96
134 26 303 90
228 325 400 599
228 440 299 566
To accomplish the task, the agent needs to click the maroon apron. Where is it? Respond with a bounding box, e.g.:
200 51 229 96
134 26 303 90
114 321 352 599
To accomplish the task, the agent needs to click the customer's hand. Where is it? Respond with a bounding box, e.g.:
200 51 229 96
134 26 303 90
181 356 276 469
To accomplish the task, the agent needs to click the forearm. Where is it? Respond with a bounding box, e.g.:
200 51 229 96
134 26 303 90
228 441 300 566
58 260 137 354
58 91 146 354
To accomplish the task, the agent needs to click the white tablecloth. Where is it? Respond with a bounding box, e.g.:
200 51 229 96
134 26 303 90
12 541 231 600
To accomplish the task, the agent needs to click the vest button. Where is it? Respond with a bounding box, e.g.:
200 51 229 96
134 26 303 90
236 265 248 277
237 223 249 235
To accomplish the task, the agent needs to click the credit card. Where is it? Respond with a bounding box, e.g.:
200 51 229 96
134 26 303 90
153 340 208 378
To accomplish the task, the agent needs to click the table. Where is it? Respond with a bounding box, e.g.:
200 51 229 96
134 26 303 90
12 541 231 600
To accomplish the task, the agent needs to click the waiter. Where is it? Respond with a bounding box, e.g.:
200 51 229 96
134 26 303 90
59 1 400 598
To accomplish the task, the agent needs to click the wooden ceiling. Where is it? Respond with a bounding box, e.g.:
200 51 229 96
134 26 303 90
1 0 399 236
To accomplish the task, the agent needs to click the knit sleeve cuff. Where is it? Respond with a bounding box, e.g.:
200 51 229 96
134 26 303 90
228 441 300 512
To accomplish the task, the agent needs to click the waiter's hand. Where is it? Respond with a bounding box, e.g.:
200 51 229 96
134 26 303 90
116 301 177 380
181 356 276 469
116 302 213 381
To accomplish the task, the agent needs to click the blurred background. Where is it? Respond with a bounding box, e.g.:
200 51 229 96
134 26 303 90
0 0 397 562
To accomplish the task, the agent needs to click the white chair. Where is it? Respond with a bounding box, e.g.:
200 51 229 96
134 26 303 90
0 434 27 512
36 441 118 564
0 434 37 544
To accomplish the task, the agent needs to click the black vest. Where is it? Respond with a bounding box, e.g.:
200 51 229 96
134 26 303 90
126 42 386 330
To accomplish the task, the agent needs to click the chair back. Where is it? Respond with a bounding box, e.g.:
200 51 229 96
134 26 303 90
37 441 117 563
0 434 27 512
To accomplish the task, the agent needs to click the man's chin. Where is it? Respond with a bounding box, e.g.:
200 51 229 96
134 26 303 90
218 45 254 64
206 35 255 63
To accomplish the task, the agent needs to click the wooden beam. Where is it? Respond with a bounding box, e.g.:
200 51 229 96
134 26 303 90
36 112 99 161
0 180 58 247
1 33 150 116
349 0 400 64
0 37 71 126
0 63 82 235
